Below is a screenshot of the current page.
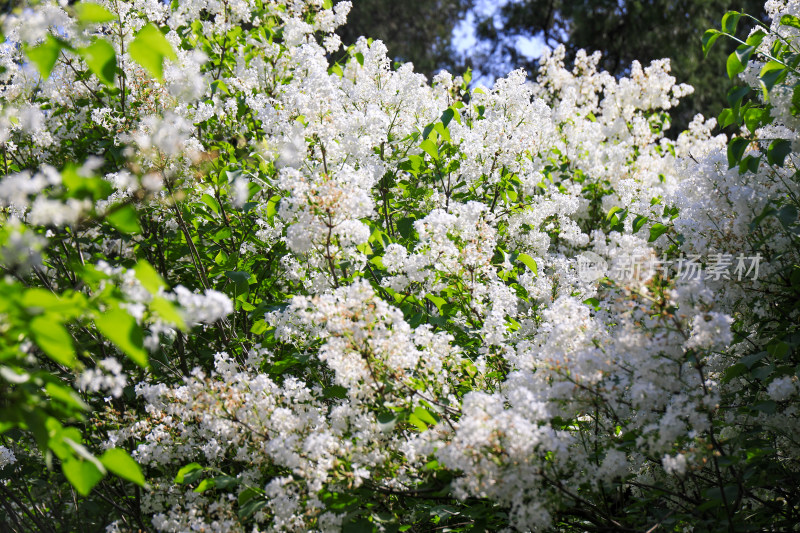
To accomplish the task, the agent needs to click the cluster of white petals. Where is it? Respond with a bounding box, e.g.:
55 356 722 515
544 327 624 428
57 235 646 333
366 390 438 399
2 0 800 531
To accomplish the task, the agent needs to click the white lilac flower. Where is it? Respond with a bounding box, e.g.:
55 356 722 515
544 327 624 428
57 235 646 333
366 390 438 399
0 445 16 469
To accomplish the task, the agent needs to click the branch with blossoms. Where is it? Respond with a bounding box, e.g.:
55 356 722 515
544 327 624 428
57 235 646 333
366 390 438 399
1 1 799 532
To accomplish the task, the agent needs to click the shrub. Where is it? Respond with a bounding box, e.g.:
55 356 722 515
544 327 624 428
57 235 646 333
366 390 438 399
0 1 798 531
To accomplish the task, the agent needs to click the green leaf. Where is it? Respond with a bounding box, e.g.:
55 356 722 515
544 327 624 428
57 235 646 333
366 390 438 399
397 218 416 239
61 165 112 200
238 486 262 506
759 61 787 98
702 29 721 58
46 382 89 411
718 108 736 129
106 204 142 234
78 38 116 86
62 458 105 496
323 385 347 399
175 462 203 484
792 86 800 116
648 223 669 243
767 139 791 167
419 138 438 160
194 478 215 493
22 289 80 317
30 316 76 367
722 363 748 382
727 85 750 112
25 35 64 79
407 412 428 431
75 2 116 23
265 195 281 222
200 193 220 215
210 79 231 96
739 155 761 174
328 63 343 77
134 260 166 294
128 23 177 80
741 351 767 369
767 339 790 359
753 400 777 414
21 288 62 309
751 365 773 381
781 14 800 29
412 406 438 426
606 206 624 222
213 475 238 490
376 412 398 432
760 60 786 82
100 448 145 486
343 518 374 533
433 122 450 142
743 107 769 133
517 253 538 276
583 297 600 310
238 498 267 520
94 308 148 368
214 250 229 266
727 46 753 80
426 294 447 312
61 430 100 466
400 154 425 172
225 271 251 296
632 215 648 234
721 11 741 34
151 297 187 330
23 411 49 452
746 29 766 47
727 137 749 168
440 108 455 127
778 204 798 227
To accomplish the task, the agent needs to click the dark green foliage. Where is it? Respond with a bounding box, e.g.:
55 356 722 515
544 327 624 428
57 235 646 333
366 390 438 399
336 0 473 77
344 0 767 133
471 0 768 134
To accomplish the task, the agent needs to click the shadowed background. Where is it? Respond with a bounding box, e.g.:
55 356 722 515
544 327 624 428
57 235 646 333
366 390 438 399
337 0 768 135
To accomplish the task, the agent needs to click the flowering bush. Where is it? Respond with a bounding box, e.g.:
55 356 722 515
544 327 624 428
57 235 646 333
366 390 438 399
1 0 799 531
